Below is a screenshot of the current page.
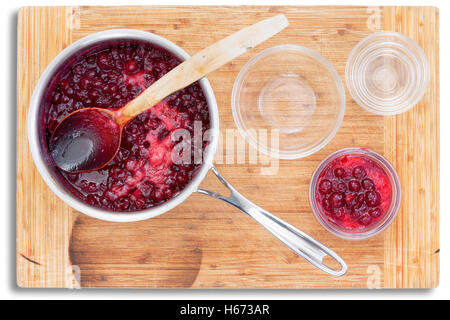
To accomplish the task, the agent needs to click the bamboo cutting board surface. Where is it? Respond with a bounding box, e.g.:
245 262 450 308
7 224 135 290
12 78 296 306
17 6 439 288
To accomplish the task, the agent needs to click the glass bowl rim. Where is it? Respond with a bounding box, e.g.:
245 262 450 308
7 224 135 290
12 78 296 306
231 44 346 159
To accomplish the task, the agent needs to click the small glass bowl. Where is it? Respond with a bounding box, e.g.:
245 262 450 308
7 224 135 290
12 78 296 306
309 148 401 240
232 45 345 159
346 32 429 115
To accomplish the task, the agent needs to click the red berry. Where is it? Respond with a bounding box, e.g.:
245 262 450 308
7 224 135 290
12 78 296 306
116 197 130 211
79 179 88 191
66 173 79 182
322 198 332 212
87 182 98 193
369 207 382 217
351 202 368 219
125 60 139 74
108 83 119 94
60 79 69 89
353 166 367 179
361 178 375 190
86 194 99 206
318 179 332 194
334 167 345 178
356 194 365 205
79 77 92 90
359 213 372 225
337 182 347 193
88 88 101 100
333 207 345 220
135 198 145 209
330 192 344 208
365 191 380 207
348 180 361 192
64 86 74 97
98 52 112 70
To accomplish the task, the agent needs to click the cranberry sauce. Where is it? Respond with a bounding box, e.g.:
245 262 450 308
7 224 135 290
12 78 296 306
42 40 210 211
315 154 392 230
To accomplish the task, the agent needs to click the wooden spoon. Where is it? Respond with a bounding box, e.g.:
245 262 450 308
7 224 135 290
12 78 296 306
49 14 289 173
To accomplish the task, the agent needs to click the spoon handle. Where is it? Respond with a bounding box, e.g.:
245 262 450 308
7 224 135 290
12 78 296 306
197 166 347 277
121 14 289 119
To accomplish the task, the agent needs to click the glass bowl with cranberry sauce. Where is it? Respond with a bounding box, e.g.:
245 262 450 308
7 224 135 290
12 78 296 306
309 148 401 240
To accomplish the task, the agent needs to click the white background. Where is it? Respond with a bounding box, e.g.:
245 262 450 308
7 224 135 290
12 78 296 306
1 0 448 299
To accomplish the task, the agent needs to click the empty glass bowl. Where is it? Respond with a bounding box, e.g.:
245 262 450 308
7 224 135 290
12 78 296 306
232 45 346 159
346 32 429 115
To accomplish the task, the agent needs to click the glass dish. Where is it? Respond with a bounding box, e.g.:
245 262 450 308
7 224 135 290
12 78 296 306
346 31 429 115
232 45 345 159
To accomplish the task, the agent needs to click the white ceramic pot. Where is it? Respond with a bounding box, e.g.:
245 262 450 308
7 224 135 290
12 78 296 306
27 29 220 223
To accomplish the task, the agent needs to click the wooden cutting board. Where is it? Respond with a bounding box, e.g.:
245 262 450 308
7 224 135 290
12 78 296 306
17 6 439 288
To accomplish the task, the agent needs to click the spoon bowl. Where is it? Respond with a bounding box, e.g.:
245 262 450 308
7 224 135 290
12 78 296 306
49 108 121 172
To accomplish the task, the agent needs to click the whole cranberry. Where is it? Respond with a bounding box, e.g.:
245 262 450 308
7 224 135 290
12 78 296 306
322 198 332 212
359 213 372 225
348 180 361 192
365 190 381 207
351 202 368 219
352 166 367 179
369 207 382 217
318 179 332 194
64 86 74 97
334 167 345 178
88 88 101 100
66 173 79 182
333 208 345 220
51 91 62 104
329 192 344 208
355 194 365 205
335 182 347 193
125 60 140 74
98 52 112 70
87 182 98 193
135 198 146 209
361 178 375 190
115 197 130 211
79 77 92 90
86 194 99 206
108 83 119 94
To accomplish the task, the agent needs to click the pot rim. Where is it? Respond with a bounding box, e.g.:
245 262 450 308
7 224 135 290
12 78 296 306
27 29 220 222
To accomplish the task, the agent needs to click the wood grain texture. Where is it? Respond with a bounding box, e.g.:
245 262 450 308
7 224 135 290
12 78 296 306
17 6 439 288
17 6 79 288
383 6 440 288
